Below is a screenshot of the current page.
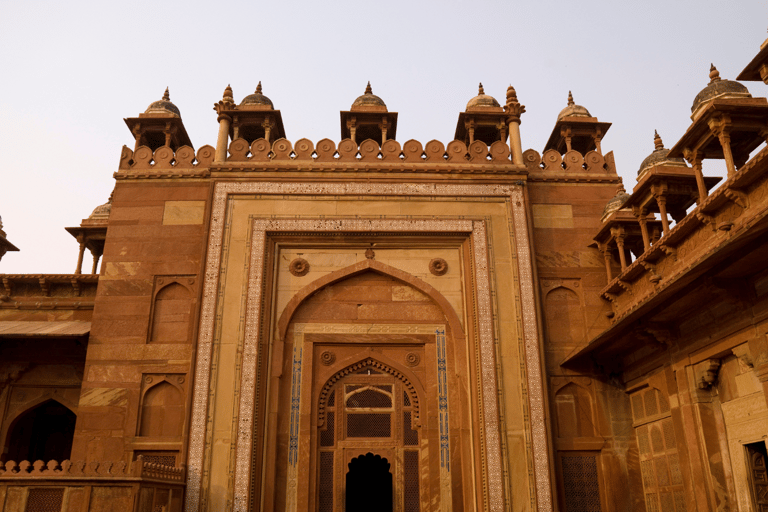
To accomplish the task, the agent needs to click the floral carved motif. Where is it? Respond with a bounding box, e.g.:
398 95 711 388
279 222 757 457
429 258 448 276
289 258 310 277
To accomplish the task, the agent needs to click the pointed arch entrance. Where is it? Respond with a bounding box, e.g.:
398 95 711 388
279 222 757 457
266 262 462 512
317 359 421 512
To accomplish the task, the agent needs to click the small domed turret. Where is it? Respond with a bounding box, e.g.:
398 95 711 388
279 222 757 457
637 130 686 177
691 64 751 117
557 91 591 121
466 83 501 111
601 183 630 222
240 82 274 109
351 82 387 110
145 88 181 116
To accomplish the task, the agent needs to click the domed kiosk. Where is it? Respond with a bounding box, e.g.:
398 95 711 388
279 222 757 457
340 82 398 145
124 88 193 151
543 91 611 156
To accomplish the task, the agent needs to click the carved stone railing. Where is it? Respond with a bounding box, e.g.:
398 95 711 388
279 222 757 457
116 137 525 177
599 146 768 321
522 148 618 180
0 457 183 482
0 274 99 312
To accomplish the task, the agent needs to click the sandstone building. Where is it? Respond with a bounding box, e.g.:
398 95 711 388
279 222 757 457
2 36 768 512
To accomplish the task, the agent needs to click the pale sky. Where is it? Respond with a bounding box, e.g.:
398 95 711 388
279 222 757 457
1 0 765 274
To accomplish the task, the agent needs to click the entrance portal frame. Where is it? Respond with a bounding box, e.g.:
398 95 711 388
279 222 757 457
185 182 553 512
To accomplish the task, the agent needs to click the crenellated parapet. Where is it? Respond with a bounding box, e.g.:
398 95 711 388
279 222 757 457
115 137 527 178
522 148 619 182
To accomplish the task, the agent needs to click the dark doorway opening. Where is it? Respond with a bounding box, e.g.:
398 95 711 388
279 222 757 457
346 452 392 512
5 400 76 462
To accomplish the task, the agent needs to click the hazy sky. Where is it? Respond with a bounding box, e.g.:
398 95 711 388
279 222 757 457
1 0 766 273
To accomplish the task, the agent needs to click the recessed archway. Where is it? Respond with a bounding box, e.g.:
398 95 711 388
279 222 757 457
5 399 76 462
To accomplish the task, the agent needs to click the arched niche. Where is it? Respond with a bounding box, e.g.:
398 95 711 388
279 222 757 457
554 382 596 438
150 281 193 343
544 286 585 345
277 259 464 342
138 379 184 437
3 399 76 462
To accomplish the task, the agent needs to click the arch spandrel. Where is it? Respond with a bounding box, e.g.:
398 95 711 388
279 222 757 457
277 259 465 342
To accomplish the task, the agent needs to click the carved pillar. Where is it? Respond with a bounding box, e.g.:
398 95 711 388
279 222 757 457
264 117 273 144
467 120 475 145
164 122 172 147
598 242 613 282
635 209 651 252
718 131 736 177
90 248 103 275
655 194 671 235
215 114 231 164
684 149 708 204
594 135 602 155
613 231 628 271
75 235 86 275
349 118 357 144
380 118 388 144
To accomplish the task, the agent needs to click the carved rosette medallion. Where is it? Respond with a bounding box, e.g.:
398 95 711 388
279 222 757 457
289 258 310 277
405 352 420 367
320 351 336 366
429 258 448 276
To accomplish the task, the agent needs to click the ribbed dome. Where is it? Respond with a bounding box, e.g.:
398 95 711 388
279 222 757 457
638 131 686 177
557 91 590 121
466 83 501 110
691 65 751 114
145 88 180 116
352 82 387 109
602 184 630 222
88 200 111 221
240 82 274 109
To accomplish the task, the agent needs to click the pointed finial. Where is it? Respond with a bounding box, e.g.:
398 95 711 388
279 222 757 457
567 91 575 106
506 85 518 105
709 64 721 83
223 84 233 102
364 81 373 95
255 81 262 94
653 130 664 150
162 87 170 101
478 83 485 95
616 182 626 194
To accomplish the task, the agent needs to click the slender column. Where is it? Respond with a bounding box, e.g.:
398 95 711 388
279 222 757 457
614 234 628 270
716 131 736 177
508 121 524 165
91 252 100 274
594 136 602 155
685 149 708 204
598 242 613 282
215 114 231 163
164 122 172 147
638 218 650 251
655 195 671 235
75 236 86 275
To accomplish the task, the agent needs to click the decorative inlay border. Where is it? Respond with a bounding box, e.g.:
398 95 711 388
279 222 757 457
286 343 303 512
436 328 453 509
185 182 552 512
509 187 552 512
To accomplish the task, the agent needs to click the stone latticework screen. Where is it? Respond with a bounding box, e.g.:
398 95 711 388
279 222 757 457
560 455 602 512
632 387 686 512
25 488 64 512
